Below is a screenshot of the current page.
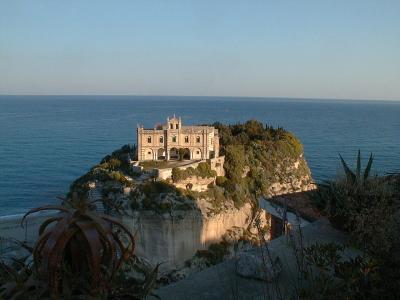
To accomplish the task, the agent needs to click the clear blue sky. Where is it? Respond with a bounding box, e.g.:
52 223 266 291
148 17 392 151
1 0 399 100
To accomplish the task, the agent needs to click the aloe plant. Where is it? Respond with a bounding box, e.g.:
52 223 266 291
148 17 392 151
339 150 374 184
20 192 136 296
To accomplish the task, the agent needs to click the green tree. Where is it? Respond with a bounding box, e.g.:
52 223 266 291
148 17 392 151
224 145 246 183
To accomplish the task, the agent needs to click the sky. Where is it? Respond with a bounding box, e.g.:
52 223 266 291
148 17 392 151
1 1 399 100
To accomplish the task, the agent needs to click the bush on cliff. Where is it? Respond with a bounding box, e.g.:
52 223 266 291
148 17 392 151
224 145 246 184
215 176 227 187
213 120 310 201
100 144 137 175
195 241 230 266
171 162 217 182
129 180 196 212
101 144 137 164
70 144 137 196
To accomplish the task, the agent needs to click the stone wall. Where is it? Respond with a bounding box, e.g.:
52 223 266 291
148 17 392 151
174 176 215 192
156 160 203 180
156 157 225 181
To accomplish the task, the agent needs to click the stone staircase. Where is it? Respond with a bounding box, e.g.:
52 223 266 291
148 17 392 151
88 186 106 213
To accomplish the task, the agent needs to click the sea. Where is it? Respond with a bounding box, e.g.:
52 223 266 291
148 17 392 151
1 95 399 216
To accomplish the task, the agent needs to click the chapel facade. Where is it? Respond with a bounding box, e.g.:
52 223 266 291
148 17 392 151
137 116 219 161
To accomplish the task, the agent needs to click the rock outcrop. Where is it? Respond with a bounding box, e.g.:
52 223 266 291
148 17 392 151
236 250 282 281
124 203 254 272
266 155 315 197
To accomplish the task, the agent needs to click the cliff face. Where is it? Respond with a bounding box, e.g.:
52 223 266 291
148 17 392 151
266 155 315 197
123 203 253 271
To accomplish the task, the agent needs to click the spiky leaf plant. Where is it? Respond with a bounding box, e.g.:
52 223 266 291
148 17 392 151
20 192 135 296
312 150 375 230
339 150 374 185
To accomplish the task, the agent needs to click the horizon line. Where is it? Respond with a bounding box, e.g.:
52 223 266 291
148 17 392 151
1 94 399 103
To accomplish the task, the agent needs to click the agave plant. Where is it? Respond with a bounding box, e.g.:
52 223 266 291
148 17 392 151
339 150 374 185
312 150 375 230
21 192 135 296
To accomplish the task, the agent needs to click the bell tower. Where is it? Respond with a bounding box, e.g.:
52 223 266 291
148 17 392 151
167 115 181 130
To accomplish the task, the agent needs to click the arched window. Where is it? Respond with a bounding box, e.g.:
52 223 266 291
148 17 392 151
147 136 152 143
185 136 189 143
159 136 163 143
170 124 173 129
172 136 177 143
196 136 200 143
176 124 179 129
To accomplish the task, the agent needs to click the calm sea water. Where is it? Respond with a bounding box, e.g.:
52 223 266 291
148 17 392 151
1 96 399 216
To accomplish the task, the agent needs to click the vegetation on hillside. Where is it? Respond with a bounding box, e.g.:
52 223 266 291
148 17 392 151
139 160 169 170
69 120 311 214
304 151 400 299
212 120 311 204
70 144 136 196
171 162 217 182
129 181 196 213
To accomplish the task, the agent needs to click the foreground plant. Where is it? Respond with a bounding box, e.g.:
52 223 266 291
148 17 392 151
0 192 158 299
23 193 135 294
0 243 48 299
339 149 374 185
312 150 375 230
308 152 400 299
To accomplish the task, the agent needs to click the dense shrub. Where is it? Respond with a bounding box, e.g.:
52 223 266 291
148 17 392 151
129 181 196 213
171 162 217 182
215 176 227 187
296 242 382 300
139 160 169 170
101 144 137 164
224 145 246 184
108 171 127 184
212 120 309 205
140 180 178 196
310 152 400 299
195 241 230 266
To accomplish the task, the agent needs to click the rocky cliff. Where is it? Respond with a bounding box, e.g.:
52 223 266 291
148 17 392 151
266 155 315 196
124 203 254 271
69 120 315 277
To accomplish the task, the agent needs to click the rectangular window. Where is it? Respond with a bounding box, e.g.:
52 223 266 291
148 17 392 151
147 136 152 143
159 136 163 143
196 136 200 143
176 124 179 129
170 124 173 129
185 136 189 143
172 136 177 142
